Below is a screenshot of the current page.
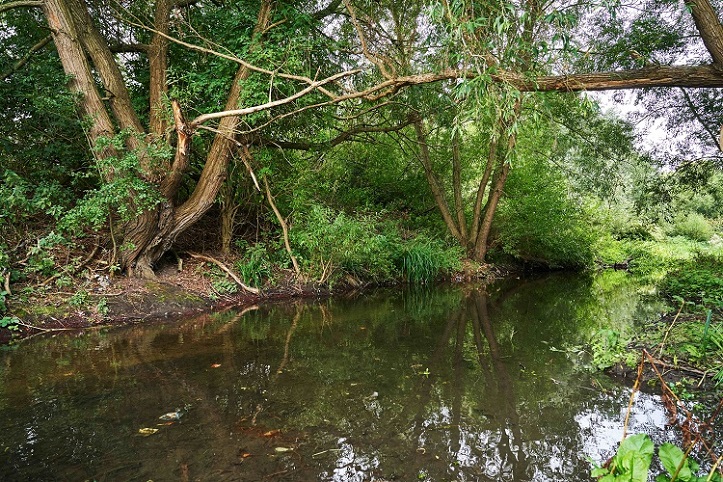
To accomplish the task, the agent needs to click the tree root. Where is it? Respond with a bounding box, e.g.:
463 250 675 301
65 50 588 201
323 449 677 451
185 251 260 295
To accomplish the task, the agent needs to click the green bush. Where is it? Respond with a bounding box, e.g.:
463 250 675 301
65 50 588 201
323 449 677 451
496 171 598 269
235 241 274 287
669 212 714 242
659 253 723 308
291 204 402 284
290 204 460 285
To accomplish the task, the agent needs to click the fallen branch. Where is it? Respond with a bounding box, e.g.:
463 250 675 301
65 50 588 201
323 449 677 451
185 252 260 295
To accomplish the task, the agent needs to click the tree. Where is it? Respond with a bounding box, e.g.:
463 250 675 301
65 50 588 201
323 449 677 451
4 0 723 276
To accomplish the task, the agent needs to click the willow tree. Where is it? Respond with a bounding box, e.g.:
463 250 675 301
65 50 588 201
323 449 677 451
335 0 723 261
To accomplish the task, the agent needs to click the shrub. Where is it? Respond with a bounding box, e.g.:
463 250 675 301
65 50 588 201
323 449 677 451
235 241 274 287
400 237 462 284
669 212 714 242
291 205 402 284
659 253 723 309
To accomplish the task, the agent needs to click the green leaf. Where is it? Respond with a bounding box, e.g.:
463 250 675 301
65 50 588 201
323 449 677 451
614 434 654 482
658 443 694 481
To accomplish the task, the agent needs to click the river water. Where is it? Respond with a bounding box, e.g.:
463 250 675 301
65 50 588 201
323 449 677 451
0 272 687 481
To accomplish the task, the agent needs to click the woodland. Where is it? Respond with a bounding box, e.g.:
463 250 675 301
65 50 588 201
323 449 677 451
1 0 723 309
3 1 723 479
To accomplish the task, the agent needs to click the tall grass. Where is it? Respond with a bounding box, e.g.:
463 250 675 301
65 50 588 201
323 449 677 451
401 238 461 284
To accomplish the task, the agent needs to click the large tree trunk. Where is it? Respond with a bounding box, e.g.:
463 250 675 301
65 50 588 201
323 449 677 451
117 0 274 277
44 0 274 277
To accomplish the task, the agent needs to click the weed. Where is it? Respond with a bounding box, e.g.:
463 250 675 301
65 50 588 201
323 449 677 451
0 316 19 332
68 290 89 308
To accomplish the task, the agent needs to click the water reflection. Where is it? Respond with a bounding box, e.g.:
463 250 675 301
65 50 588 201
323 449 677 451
0 273 688 481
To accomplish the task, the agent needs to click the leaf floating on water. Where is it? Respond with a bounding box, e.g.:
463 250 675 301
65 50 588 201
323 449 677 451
274 447 293 453
159 410 183 421
138 427 159 436
211 363 221 368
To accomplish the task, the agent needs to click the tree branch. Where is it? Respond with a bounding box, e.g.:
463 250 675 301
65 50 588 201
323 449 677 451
685 0 723 67
0 0 42 13
1 35 52 80
188 69 361 127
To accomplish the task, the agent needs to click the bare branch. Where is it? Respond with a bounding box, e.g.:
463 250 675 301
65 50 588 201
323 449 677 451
188 69 361 127
122 15 343 97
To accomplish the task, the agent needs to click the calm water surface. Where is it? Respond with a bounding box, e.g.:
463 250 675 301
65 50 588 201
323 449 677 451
0 273 685 481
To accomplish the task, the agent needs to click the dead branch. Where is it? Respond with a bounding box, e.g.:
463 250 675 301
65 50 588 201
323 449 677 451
189 68 361 127
256 152 300 275
185 251 260 295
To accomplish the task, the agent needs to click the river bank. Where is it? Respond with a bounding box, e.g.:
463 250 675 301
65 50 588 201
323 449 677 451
1 253 509 344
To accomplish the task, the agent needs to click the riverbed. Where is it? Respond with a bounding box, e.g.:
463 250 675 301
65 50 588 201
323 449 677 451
0 272 687 481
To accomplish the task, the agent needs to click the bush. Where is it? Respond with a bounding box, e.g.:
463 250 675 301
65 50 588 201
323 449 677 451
291 205 402 284
235 241 274 287
290 204 461 285
659 253 723 309
669 212 714 242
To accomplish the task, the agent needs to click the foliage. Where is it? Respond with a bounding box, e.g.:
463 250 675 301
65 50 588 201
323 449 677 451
290 204 460 285
591 433 653 482
291 204 402 284
235 241 274 287
400 236 461 284
659 254 723 309
669 213 715 243
591 434 722 482
588 328 638 370
495 157 598 269
58 131 167 233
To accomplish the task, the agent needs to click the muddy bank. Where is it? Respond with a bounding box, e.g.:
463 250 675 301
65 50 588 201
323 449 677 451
2 255 508 344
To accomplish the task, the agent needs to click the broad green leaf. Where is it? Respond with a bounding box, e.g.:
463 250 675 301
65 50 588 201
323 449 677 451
659 443 693 481
619 434 655 459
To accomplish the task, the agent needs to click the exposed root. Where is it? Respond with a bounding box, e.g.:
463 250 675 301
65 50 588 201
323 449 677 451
185 251 260 295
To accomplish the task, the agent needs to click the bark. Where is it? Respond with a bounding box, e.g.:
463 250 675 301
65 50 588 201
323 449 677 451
472 101 522 262
451 131 468 243
149 0 172 139
42 0 116 164
469 137 498 245
685 0 723 67
412 119 465 246
67 0 144 147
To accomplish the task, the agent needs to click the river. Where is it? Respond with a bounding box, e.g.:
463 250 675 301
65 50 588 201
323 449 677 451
0 272 687 481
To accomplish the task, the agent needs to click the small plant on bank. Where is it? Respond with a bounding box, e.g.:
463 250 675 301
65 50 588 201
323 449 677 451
235 240 274 287
401 237 462 284
68 289 89 308
659 254 723 310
